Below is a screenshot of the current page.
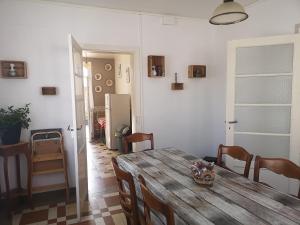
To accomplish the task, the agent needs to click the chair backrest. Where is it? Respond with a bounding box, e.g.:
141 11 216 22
254 156 300 199
123 133 154 153
138 175 175 225
217 144 253 178
111 157 139 225
31 129 63 155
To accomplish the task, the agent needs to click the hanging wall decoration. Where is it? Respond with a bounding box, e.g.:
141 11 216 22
94 73 102 80
106 79 113 87
117 64 122 78
95 85 102 93
104 63 112 71
126 67 130 83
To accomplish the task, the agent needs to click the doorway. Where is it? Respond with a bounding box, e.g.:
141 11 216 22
82 51 134 147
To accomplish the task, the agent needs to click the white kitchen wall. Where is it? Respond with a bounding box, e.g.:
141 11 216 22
0 0 299 191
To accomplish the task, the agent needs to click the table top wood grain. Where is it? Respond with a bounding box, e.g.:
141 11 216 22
117 148 300 225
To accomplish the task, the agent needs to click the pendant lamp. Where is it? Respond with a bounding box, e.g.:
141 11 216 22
209 0 249 25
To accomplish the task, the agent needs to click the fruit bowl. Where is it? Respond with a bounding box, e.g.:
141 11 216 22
191 161 215 186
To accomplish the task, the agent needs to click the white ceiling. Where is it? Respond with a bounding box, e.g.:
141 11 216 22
43 0 258 18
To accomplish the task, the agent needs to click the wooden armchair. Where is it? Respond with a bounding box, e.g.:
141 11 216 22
123 133 154 154
254 156 300 199
111 157 140 225
217 144 253 178
138 175 175 225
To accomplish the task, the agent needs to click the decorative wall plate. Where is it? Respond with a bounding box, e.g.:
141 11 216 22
95 85 102 93
104 63 112 71
94 73 102 80
126 67 131 83
106 79 113 87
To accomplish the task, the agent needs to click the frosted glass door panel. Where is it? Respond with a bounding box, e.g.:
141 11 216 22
234 134 290 158
235 106 291 134
235 76 292 104
236 44 294 75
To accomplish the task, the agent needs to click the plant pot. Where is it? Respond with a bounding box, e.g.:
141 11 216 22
0 124 22 145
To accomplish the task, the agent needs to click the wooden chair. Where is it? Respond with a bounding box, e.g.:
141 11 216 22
123 133 154 154
30 129 69 201
254 156 300 199
138 175 175 225
217 144 253 178
111 157 140 225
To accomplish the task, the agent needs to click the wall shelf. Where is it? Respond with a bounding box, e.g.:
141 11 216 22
188 65 206 78
148 55 165 77
171 83 184 90
0 60 27 79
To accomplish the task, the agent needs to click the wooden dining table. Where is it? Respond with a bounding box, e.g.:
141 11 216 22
117 148 300 225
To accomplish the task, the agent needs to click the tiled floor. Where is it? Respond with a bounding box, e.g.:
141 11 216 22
11 142 126 225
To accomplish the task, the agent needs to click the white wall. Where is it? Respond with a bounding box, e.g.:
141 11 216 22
0 0 215 190
1 0 299 191
114 54 132 94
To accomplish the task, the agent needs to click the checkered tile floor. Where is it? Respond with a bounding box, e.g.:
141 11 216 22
12 142 126 225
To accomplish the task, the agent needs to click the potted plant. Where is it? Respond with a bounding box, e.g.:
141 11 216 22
0 104 31 145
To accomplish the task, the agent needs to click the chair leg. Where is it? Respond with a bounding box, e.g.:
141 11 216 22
126 216 132 225
63 152 70 202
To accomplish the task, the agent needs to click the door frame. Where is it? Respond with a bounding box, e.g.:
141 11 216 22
226 34 300 175
82 43 144 135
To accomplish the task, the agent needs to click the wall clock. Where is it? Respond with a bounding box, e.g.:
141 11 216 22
95 85 102 93
104 63 112 71
94 73 102 80
106 79 113 87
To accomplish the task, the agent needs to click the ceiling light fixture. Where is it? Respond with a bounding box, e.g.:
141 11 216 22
209 0 249 25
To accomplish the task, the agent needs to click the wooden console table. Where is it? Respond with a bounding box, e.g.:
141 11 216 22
0 142 32 210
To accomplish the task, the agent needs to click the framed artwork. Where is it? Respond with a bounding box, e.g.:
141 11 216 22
94 73 102 80
104 63 112 71
95 85 102 93
106 79 113 87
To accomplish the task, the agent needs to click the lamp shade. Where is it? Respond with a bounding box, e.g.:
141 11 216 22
209 0 248 25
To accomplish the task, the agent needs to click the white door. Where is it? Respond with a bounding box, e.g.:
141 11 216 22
226 34 300 195
68 34 88 220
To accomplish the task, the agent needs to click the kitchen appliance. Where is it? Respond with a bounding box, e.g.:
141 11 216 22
105 94 131 149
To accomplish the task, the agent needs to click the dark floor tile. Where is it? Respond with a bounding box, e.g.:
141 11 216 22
19 209 48 225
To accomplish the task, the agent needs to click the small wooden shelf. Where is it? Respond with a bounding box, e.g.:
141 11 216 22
0 60 27 78
188 65 206 78
171 83 184 90
42 87 57 95
148 55 165 77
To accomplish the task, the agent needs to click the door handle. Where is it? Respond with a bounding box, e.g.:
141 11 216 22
228 120 238 124
67 125 82 131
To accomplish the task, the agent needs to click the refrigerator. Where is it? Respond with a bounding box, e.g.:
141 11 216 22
105 94 131 149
